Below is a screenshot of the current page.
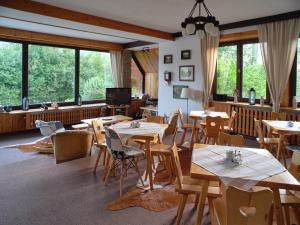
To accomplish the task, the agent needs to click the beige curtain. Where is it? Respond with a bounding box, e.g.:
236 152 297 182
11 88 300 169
258 18 300 112
110 50 124 88
201 34 220 109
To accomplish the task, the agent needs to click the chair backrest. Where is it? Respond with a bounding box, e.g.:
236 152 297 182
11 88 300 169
51 130 94 164
205 116 222 138
271 112 286 121
224 186 273 225
254 119 264 143
165 113 179 136
178 108 185 127
227 110 237 130
104 127 125 159
170 143 183 189
289 151 300 181
91 119 105 145
218 132 244 147
145 115 164 124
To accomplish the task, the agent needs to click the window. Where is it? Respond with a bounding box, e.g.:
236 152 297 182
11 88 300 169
80 50 113 101
296 38 300 98
242 43 266 98
215 40 267 101
216 45 237 96
28 45 75 104
131 59 143 97
0 41 22 106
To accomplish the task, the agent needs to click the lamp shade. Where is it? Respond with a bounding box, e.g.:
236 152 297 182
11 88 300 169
181 88 189 99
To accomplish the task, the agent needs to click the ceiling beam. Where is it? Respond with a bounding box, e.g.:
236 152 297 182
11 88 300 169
172 10 300 38
220 30 258 43
0 0 174 41
123 41 154 49
0 26 123 51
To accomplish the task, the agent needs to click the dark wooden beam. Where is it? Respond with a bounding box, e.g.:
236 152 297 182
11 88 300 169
0 0 174 41
172 10 300 38
123 41 155 49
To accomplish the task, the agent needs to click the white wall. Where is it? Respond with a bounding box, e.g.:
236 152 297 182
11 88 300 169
158 36 204 117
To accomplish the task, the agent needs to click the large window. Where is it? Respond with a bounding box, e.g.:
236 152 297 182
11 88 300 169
215 40 267 100
216 45 237 96
29 45 75 104
80 50 112 101
0 41 22 106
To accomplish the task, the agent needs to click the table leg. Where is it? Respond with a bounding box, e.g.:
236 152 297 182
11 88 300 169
189 119 198 151
195 180 209 225
145 139 153 190
272 188 285 225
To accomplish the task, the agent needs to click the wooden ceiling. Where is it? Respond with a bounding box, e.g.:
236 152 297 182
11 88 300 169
133 48 158 74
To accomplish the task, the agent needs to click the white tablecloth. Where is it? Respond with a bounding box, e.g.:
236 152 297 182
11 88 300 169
192 145 286 189
110 122 166 143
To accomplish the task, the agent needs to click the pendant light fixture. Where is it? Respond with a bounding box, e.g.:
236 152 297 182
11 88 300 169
181 0 220 39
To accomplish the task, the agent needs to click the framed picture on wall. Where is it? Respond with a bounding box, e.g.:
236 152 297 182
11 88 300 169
173 85 188 99
179 65 194 81
164 55 173 64
181 50 191 60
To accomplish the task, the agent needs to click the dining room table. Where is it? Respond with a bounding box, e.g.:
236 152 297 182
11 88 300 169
262 120 300 168
110 121 168 190
81 115 133 126
188 110 229 150
190 143 300 225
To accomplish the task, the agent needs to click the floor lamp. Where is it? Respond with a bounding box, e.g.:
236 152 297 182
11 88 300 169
180 87 189 123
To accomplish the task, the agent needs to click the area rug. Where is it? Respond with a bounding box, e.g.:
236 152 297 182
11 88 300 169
107 151 196 212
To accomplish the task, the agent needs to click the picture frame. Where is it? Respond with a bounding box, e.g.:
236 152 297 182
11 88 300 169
179 65 194 81
173 85 188 99
164 55 173 64
181 50 191 60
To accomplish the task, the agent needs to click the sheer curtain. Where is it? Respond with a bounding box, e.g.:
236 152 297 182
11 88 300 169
110 50 124 88
201 34 220 109
258 18 300 112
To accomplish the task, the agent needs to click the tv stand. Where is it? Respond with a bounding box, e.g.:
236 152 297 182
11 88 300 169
107 105 130 116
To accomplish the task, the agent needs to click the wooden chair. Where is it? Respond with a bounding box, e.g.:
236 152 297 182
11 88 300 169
213 186 273 225
178 108 192 146
223 110 237 133
145 115 164 124
280 150 300 225
91 120 107 174
254 119 280 153
51 130 94 164
203 116 222 144
104 127 145 196
170 143 221 225
218 132 244 147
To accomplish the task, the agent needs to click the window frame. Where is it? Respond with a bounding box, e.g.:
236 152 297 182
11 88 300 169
0 38 111 109
213 38 270 104
289 37 300 107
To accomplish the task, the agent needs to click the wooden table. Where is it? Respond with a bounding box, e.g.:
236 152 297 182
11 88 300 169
190 144 300 225
111 122 168 190
262 120 300 167
188 111 229 150
81 115 132 126
140 106 158 116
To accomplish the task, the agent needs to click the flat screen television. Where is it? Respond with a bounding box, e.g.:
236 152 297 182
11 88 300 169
106 88 131 105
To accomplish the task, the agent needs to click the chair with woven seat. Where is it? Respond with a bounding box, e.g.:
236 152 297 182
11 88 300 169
104 127 145 196
280 150 300 225
51 130 94 164
218 132 244 147
213 186 273 225
254 119 280 152
170 143 221 225
223 110 236 133
91 120 107 175
203 116 222 144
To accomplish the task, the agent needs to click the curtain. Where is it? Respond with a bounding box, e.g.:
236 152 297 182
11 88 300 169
110 50 124 88
201 34 220 109
258 18 300 112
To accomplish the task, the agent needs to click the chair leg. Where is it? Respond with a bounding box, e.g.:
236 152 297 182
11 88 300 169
284 206 290 225
104 157 114 185
208 197 216 225
120 160 125 196
102 148 107 166
194 194 200 209
103 154 111 181
176 194 188 225
133 158 145 186
93 146 102 173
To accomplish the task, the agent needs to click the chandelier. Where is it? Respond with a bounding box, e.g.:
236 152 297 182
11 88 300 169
181 0 220 38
